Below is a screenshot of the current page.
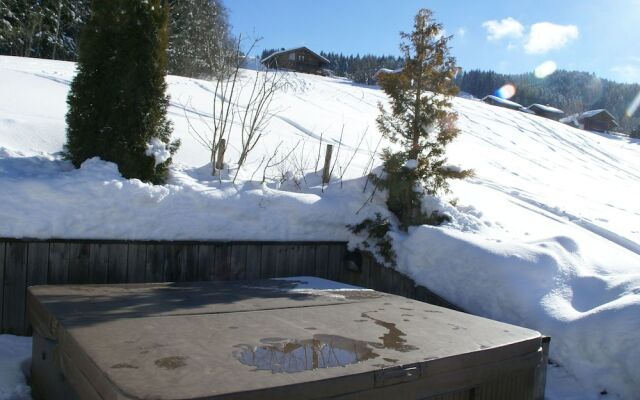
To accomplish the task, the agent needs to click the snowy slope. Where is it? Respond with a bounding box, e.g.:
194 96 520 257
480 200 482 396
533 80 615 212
1 56 640 399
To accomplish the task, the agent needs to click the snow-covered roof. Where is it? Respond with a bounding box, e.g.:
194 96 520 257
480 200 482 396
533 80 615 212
528 104 565 115
577 109 617 122
482 95 523 109
261 47 330 64
373 68 403 80
560 114 579 125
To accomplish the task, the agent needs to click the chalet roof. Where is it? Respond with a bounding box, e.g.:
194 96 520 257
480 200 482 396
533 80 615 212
261 47 330 64
577 109 617 123
528 104 565 115
482 95 524 109
561 109 620 128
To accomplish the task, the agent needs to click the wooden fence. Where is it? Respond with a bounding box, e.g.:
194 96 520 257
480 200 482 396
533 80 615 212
0 238 460 336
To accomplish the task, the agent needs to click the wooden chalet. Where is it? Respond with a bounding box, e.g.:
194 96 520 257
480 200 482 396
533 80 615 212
261 47 330 75
578 109 619 132
562 109 619 132
527 104 565 121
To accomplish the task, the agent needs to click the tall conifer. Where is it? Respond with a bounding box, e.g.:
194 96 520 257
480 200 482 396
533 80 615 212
65 0 177 184
374 9 471 229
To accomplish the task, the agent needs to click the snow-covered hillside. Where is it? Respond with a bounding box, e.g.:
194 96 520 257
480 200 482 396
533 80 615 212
1 56 639 399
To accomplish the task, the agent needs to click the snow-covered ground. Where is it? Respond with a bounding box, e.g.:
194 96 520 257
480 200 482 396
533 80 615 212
0 335 31 400
1 56 639 399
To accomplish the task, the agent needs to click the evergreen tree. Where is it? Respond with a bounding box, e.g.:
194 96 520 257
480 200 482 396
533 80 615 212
65 0 178 184
0 0 89 60
167 0 234 78
632 126 640 139
373 9 471 229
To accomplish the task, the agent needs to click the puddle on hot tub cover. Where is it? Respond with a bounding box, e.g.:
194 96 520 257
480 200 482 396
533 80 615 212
234 335 380 373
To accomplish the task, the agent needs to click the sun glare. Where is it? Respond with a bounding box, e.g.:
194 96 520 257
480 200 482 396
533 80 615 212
495 83 517 99
534 61 557 79
626 90 640 117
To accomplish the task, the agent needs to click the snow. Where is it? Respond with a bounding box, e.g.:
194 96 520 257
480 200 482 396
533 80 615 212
274 276 372 291
145 137 171 167
1 55 640 399
270 277 372 299
528 104 564 114
403 159 418 169
482 94 524 108
0 335 32 400
578 109 610 120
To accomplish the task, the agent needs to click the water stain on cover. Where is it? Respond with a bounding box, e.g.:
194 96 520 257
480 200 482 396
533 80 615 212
234 335 379 373
235 314 418 373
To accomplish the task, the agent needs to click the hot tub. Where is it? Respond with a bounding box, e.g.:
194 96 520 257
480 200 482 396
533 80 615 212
27 278 548 399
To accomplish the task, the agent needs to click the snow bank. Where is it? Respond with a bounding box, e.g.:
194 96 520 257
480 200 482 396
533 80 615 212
391 224 640 399
2 56 640 399
0 335 32 400
0 150 387 241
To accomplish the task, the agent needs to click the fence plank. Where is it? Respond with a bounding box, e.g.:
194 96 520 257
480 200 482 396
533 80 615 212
27 243 49 287
291 245 306 277
165 244 184 282
24 242 49 333
165 244 198 282
126 244 147 283
214 244 231 281
358 253 372 288
230 245 247 281
314 244 329 279
1 240 465 336
276 245 295 277
107 244 128 284
301 245 316 277
245 245 261 280
89 243 109 284
182 245 199 282
327 245 345 281
145 244 166 283
3 242 28 335
48 243 69 284
197 244 215 281
339 249 361 287
68 243 90 284
260 245 278 278
0 242 5 332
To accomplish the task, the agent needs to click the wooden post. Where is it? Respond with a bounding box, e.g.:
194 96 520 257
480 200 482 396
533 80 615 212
322 144 333 185
215 139 226 171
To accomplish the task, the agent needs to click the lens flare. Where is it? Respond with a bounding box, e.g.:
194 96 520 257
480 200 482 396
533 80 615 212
534 61 557 79
495 83 517 99
626 90 640 118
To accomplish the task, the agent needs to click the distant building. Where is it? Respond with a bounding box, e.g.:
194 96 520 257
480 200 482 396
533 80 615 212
561 109 619 132
482 95 525 111
526 104 565 121
261 47 330 75
373 68 403 84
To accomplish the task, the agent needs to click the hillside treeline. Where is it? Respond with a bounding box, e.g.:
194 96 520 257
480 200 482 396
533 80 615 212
456 70 640 133
0 0 235 77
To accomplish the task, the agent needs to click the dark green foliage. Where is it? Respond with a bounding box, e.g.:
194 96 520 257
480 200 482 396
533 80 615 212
456 69 640 134
167 0 235 78
65 0 178 184
375 9 472 229
348 213 397 264
632 126 640 139
0 0 89 60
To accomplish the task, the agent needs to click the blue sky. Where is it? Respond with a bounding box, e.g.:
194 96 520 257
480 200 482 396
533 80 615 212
226 0 640 84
